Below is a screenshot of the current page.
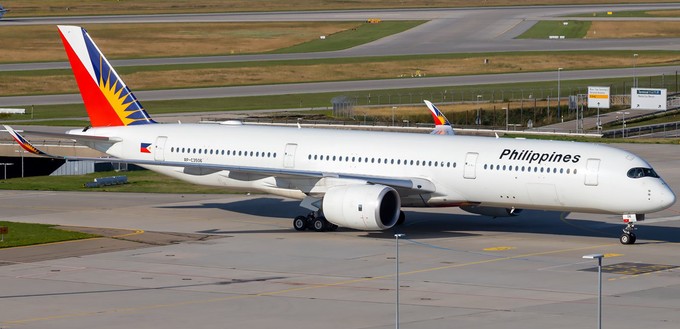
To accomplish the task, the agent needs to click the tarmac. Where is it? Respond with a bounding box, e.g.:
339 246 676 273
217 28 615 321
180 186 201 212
0 144 678 329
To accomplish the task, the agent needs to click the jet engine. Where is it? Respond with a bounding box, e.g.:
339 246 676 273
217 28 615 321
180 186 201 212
460 205 523 218
322 184 400 230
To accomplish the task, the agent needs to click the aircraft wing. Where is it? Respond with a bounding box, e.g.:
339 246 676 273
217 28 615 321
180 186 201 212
3 125 436 194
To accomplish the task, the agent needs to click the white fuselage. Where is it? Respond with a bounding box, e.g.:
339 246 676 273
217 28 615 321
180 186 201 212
71 123 675 215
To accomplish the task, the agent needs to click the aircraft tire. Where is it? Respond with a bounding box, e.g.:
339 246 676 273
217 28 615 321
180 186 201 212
312 218 327 232
620 233 636 245
293 216 307 231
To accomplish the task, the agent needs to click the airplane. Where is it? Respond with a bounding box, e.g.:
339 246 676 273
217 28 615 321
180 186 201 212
4 25 676 245
0 5 7 19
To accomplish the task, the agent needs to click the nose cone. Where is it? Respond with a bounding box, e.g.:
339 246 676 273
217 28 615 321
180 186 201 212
660 183 677 210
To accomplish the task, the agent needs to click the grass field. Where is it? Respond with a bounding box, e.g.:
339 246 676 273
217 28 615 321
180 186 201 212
0 22 367 63
0 221 97 248
518 20 680 39
2 0 673 17
3 50 679 97
586 21 680 39
4 73 676 125
571 9 680 18
0 170 243 194
271 21 424 53
517 21 591 39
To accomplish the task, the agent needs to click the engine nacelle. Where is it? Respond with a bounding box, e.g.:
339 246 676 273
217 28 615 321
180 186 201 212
322 184 400 230
461 205 523 218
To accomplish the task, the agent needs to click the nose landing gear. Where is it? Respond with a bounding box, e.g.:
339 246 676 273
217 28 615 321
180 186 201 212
620 214 644 245
620 223 636 245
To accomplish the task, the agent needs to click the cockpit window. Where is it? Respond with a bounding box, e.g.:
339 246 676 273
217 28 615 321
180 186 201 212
627 167 659 179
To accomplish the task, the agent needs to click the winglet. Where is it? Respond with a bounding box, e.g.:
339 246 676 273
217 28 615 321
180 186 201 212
3 125 55 157
424 100 455 135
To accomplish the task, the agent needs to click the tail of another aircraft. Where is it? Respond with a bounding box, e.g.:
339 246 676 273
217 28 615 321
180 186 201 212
424 100 454 135
58 25 156 127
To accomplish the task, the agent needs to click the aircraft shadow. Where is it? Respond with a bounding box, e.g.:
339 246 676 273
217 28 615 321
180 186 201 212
162 198 680 243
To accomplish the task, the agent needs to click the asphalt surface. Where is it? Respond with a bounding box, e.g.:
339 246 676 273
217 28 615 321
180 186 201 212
0 6 679 329
0 143 678 329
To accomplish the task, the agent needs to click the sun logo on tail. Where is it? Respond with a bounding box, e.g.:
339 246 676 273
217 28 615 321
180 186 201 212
94 54 153 126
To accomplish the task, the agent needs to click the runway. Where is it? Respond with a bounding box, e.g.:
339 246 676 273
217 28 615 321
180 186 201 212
2 4 680 109
0 143 679 329
2 3 680 73
1 65 677 107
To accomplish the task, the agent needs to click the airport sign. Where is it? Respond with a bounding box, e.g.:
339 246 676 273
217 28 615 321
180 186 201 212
631 88 667 110
588 86 610 109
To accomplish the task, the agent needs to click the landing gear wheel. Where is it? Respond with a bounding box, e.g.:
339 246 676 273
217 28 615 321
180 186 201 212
620 232 636 245
327 223 338 231
620 221 638 245
293 216 307 231
312 217 327 232
396 211 406 226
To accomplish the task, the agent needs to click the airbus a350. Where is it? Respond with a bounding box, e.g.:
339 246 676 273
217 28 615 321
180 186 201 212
4 26 675 244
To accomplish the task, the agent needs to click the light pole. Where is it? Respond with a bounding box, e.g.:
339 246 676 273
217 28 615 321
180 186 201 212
476 95 482 125
583 254 604 329
617 111 630 138
596 103 601 132
633 53 639 88
0 163 13 180
392 106 397 126
557 68 563 118
503 107 508 131
394 233 405 329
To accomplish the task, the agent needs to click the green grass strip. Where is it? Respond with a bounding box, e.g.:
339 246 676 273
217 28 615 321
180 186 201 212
271 21 425 53
517 20 591 39
0 170 245 194
0 221 98 248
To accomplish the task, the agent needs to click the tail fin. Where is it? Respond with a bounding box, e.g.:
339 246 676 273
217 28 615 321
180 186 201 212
424 100 454 135
58 25 155 127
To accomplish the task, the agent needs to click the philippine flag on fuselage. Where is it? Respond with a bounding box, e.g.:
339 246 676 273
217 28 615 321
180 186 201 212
140 143 152 153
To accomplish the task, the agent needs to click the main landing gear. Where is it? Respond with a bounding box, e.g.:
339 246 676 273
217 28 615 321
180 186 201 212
293 211 338 232
619 214 644 245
